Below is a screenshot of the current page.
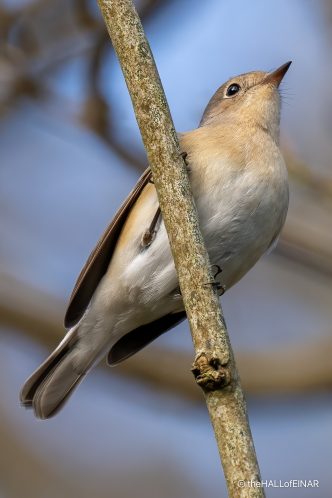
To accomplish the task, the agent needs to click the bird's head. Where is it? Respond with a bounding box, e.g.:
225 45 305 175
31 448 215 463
200 61 292 142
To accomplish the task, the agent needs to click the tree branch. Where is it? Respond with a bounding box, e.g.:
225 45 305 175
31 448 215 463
96 0 263 495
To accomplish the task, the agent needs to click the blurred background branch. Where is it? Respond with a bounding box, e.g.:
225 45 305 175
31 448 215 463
3 0 332 183
1 0 167 170
2 273 331 397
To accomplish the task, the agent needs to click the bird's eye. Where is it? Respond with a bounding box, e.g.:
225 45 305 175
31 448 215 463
226 83 241 97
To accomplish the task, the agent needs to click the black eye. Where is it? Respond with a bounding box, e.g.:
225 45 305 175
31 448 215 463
226 83 241 97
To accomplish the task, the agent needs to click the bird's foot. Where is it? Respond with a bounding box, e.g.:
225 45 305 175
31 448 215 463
216 283 226 296
204 281 226 296
180 151 191 173
212 264 222 279
204 265 225 296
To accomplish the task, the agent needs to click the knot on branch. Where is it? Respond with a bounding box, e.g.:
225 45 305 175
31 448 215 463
191 353 230 391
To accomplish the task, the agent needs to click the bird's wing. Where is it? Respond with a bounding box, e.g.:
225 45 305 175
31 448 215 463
64 168 152 328
107 311 187 365
65 166 188 362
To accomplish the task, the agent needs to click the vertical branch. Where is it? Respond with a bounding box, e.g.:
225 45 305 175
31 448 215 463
96 1 265 496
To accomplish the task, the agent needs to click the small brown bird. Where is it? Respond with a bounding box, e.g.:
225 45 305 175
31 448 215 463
20 62 291 419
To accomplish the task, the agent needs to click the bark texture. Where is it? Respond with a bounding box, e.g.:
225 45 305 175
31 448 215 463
97 0 265 495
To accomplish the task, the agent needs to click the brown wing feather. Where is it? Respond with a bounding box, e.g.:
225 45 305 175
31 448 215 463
64 168 152 328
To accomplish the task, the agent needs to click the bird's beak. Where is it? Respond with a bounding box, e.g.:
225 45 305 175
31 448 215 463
263 61 292 87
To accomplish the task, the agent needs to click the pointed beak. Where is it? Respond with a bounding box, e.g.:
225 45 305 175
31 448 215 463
263 61 292 87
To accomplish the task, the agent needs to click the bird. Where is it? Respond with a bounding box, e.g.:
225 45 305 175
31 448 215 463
20 61 291 419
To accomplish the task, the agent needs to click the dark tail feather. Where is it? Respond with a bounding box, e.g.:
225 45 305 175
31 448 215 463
20 327 88 419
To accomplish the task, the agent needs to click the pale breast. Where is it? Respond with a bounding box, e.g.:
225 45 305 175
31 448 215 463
185 129 289 289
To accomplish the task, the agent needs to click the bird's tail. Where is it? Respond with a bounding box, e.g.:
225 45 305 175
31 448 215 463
20 324 103 419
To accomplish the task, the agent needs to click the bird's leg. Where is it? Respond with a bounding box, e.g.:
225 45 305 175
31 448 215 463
141 206 161 248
